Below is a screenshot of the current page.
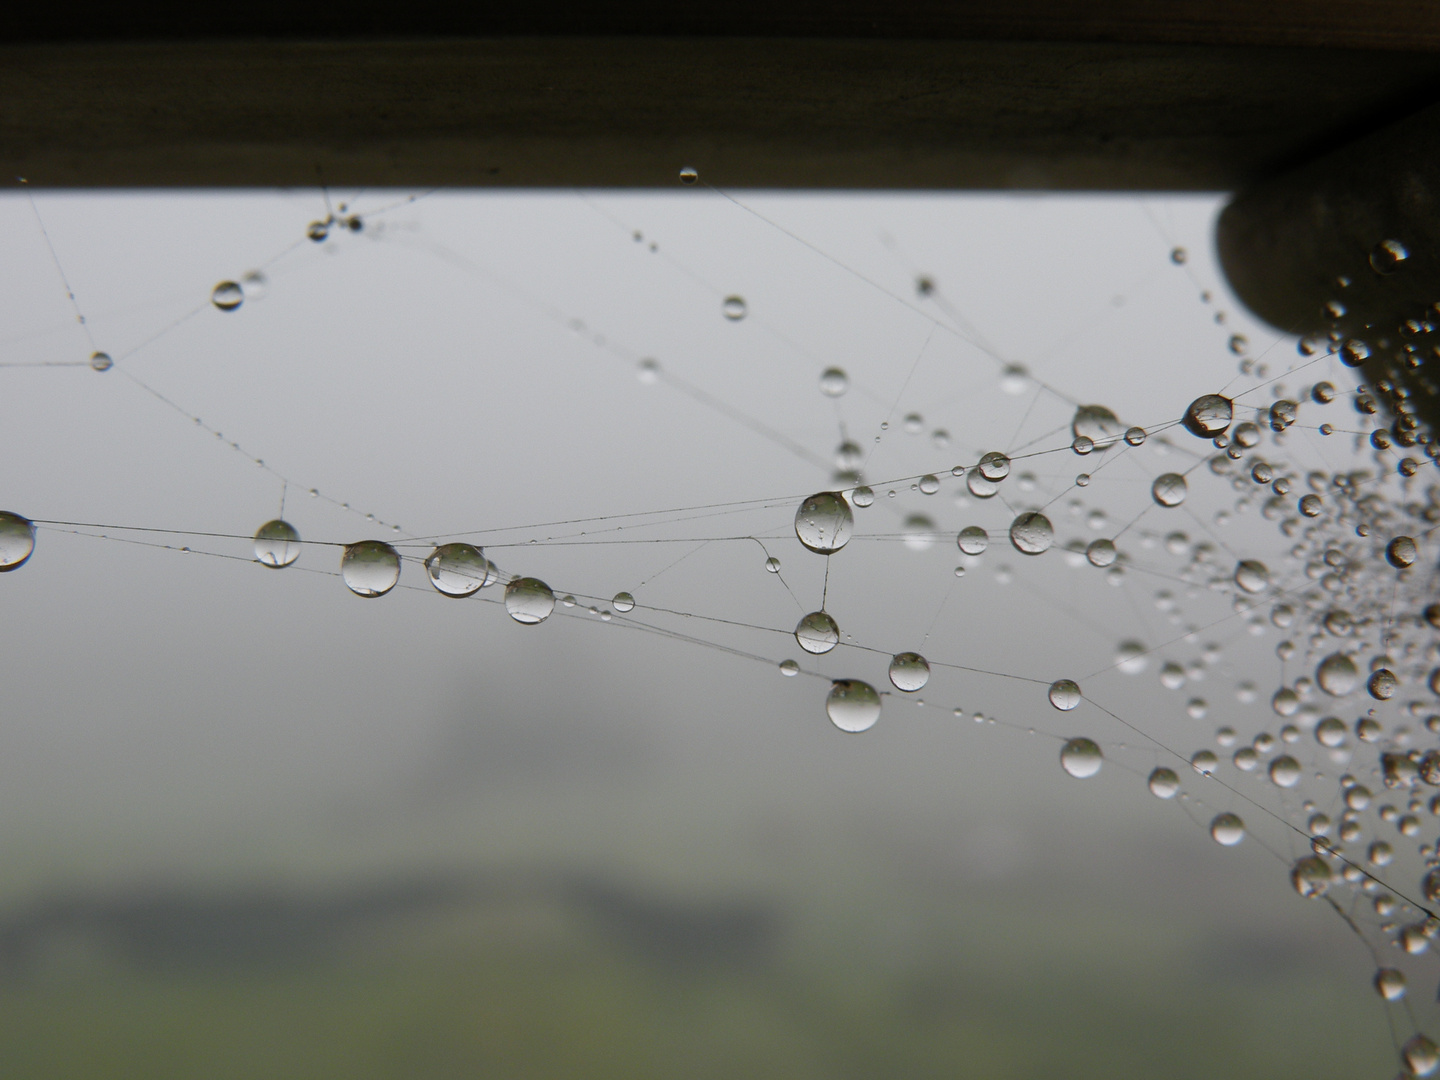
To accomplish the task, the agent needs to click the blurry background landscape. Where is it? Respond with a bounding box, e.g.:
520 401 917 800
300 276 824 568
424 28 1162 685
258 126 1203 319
0 189 1400 1077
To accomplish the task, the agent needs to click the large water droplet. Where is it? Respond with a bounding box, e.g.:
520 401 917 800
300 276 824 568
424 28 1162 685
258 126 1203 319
1000 365 1028 394
1373 968 1406 1000
1049 679 1081 710
1316 652 1359 696
211 281 243 311
1148 767 1179 798
1181 394 1233 438
611 591 636 613
340 540 400 597
902 515 936 551
253 519 300 568
819 367 849 397
1370 238 1409 274
957 526 988 555
1268 755 1301 787
795 492 854 554
240 270 267 300
1404 1035 1439 1078
850 486 874 508
1386 535 1418 568
504 577 556 624
1085 539 1117 567
1009 512 1053 555
1290 856 1332 898
1072 405 1122 447
967 471 998 498
795 611 840 654
1209 812 1245 846
422 542 490 597
826 679 880 733
978 452 1010 482
1060 737 1103 778
889 652 930 692
1116 640 1148 674
1368 668 1398 700
1151 473 1188 507
1233 560 1270 593
0 512 36 571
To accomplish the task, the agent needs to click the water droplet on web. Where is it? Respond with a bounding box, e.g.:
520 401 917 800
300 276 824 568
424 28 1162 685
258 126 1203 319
1009 512 1053 555
1071 435 1095 455
722 296 747 321
978 452 1011 482
819 367 849 397
903 515 936 551
1181 394 1234 439
1386 536 1418 568
1116 641 1147 674
1268 400 1297 430
1190 749 1218 774
422 543 491 597
1170 246 1187 264
240 270 267 300
1060 737 1102 778
1298 493 1323 517
1311 381 1335 404
1072 404 1122 446
1315 718 1347 747
1291 856 1332 898
1209 813 1245 846
956 526 988 555
1269 755 1302 787
779 659 800 677
340 540 401 598
1368 668 1398 700
1124 426 1147 447
763 556 781 574
1373 968 1406 1000
0 512 36 571
1234 560 1270 593
211 281 243 311
795 611 840 654
1151 473 1187 507
794 492 854 554
89 351 112 372
612 591 635 612
1370 238 1409 274
1000 364 1028 394
1049 679 1081 710
826 679 880 733
307 220 330 242
504 577 555 624
253 519 300 568
1317 652 1359 696
1251 461 1273 484
967 471 998 498
1403 1035 1439 1077
918 474 940 495
679 166 699 184
889 652 930 692
850 486 874 508
1148 767 1179 798
1085 539 1117 567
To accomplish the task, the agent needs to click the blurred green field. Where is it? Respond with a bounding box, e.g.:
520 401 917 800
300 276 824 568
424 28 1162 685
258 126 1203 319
0 874 1394 1080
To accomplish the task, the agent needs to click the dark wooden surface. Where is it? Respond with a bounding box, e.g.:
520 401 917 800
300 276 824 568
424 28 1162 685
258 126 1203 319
5 37 1440 190
5 3 1440 189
